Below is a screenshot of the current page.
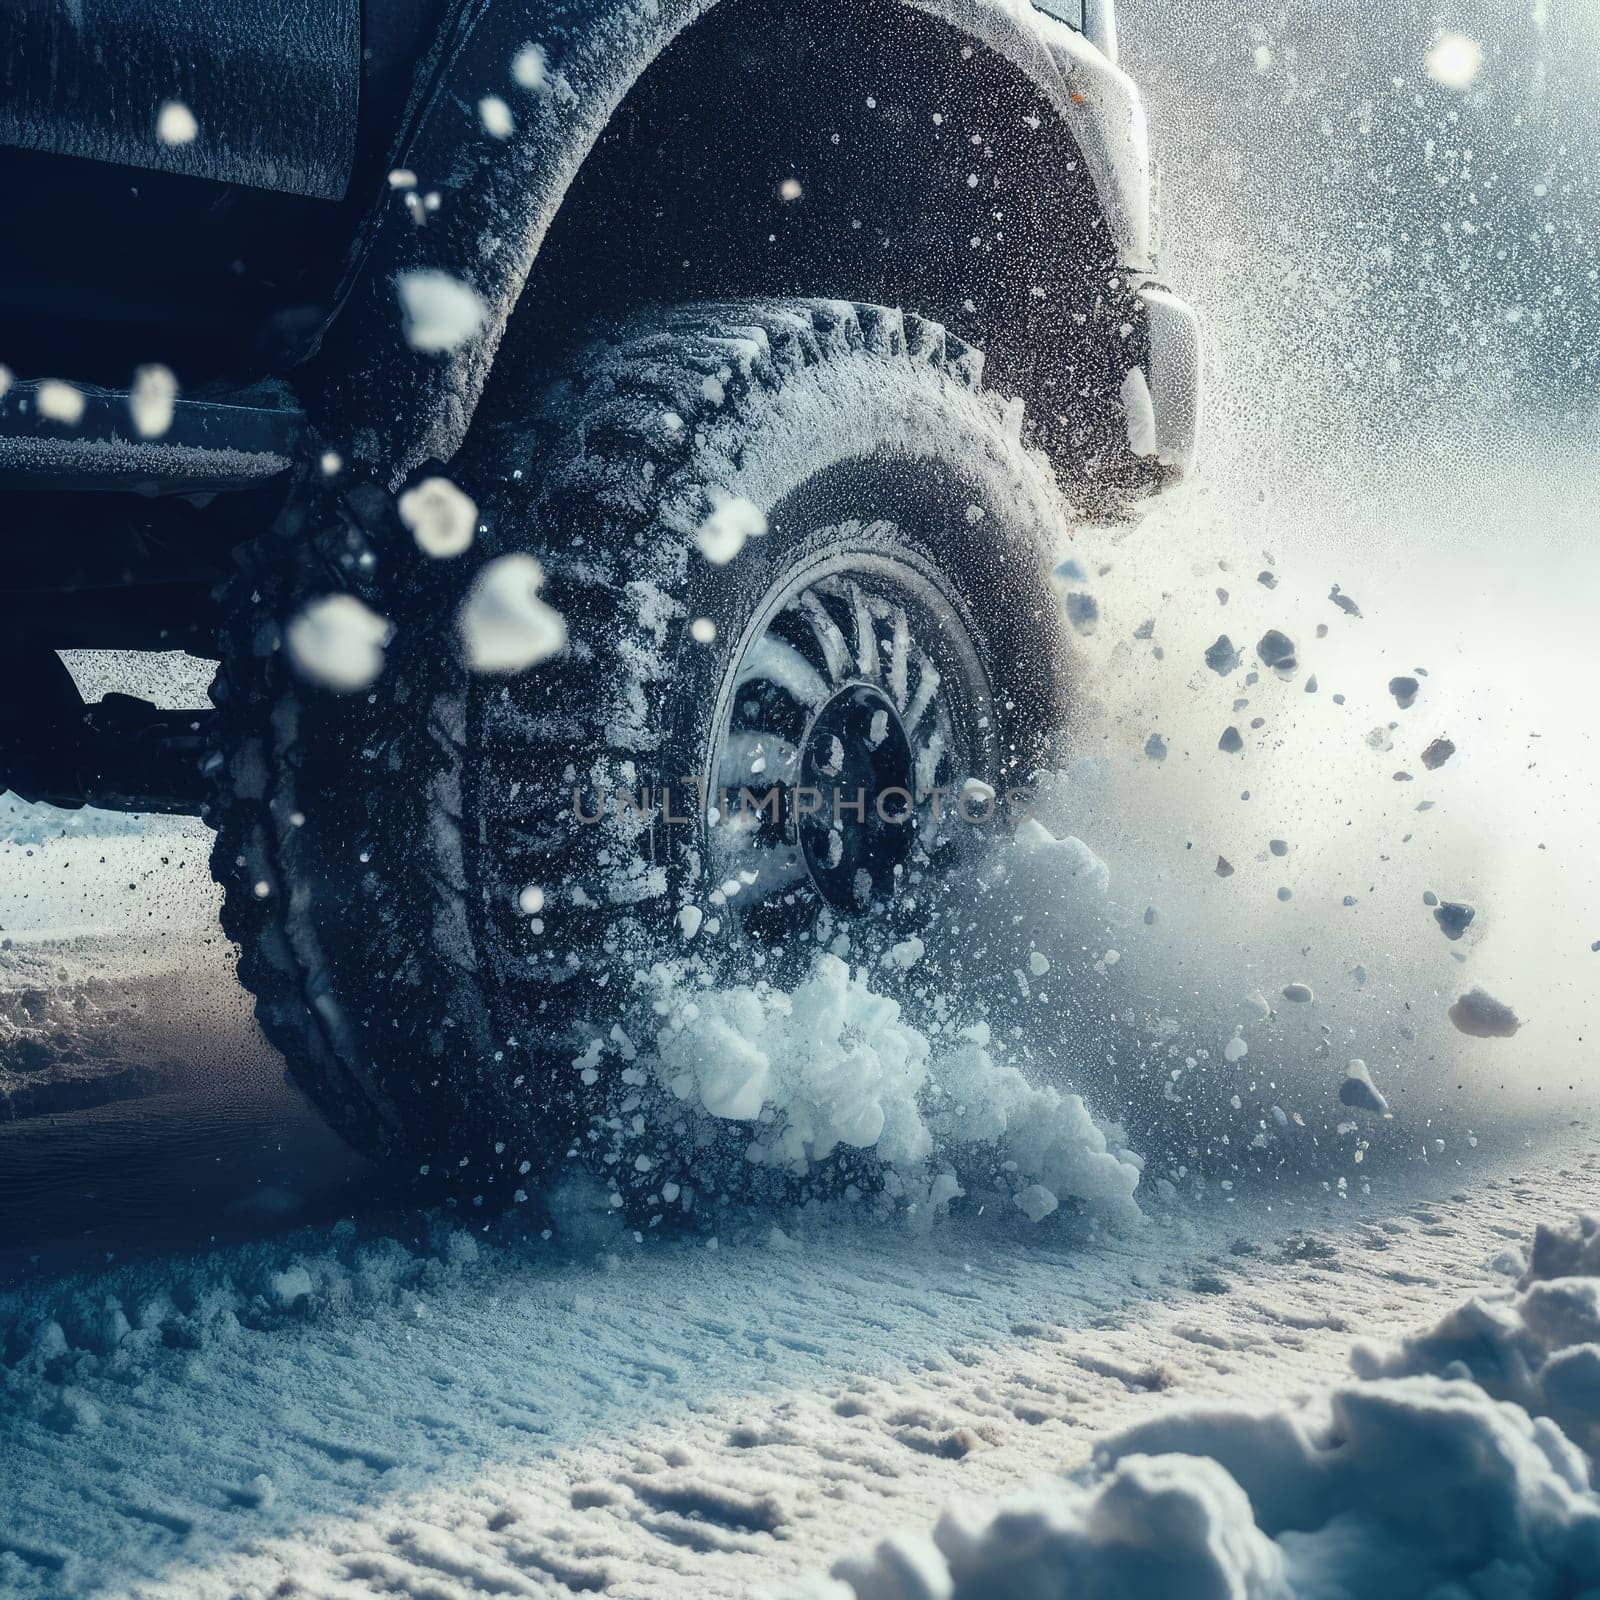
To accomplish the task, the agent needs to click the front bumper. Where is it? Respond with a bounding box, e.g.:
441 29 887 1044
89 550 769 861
1137 286 1203 478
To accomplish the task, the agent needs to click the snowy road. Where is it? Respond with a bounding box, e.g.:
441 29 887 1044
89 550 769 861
2 813 1594 1596
3 1109 1590 1598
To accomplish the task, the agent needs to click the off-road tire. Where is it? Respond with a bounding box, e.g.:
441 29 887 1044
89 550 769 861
209 299 1075 1201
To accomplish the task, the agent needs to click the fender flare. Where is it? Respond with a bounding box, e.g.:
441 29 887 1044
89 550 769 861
311 0 1153 483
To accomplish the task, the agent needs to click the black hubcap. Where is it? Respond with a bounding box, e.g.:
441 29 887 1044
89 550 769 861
797 683 916 911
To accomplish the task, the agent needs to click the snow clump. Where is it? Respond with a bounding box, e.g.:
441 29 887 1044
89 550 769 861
696 494 768 565
647 951 1142 1228
397 269 487 354
478 95 514 139
653 954 933 1166
458 554 567 674
1450 986 1523 1039
36 380 85 425
398 475 477 558
1427 31 1485 90
155 100 198 146
286 595 393 693
130 364 178 438
511 43 549 92
1339 1058 1390 1115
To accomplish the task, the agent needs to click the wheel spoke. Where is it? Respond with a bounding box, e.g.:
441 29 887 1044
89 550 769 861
736 635 831 711
887 606 911 709
711 548 989 937
903 659 941 735
799 590 854 685
845 581 880 679
914 730 947 797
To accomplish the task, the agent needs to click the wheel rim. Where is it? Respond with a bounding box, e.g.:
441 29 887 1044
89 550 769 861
701 528 996 940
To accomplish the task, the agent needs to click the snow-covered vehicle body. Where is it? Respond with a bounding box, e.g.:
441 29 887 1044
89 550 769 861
0 0 1199 1183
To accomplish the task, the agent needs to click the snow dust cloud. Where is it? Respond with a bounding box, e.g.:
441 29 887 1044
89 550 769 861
1071 0 1600 1124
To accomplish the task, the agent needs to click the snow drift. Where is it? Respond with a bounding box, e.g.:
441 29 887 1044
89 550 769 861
804 1214 1600 1600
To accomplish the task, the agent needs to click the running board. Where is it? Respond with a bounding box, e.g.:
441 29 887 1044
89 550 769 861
0 380 304 493
0 693 214 815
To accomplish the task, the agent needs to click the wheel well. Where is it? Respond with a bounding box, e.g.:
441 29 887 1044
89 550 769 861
478 0 1146 505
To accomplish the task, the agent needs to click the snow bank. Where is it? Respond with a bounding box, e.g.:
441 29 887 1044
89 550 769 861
806 1214 1600 1600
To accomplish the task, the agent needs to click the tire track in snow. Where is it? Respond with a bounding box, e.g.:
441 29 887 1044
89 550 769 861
2 1131 1592 1599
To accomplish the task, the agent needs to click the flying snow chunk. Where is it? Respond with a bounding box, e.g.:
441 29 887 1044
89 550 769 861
36 381 85 426
1257 629 1297 670
675 1019 772 1122
1329 583 1363 618
130 364 178 439
1205 635 1241 675
156 100 198 146
1014 818 1110 897
458 554 568 674
690 617 717 644
1449 987 1522 1039
678 905 704 941
1015 1184 1060 1223
1119 366 1158 458
1422 736 1456 771
697 495 768 565
287 594 393 693
1065 592 1100 636
1340 1059 1389 1115
1223 1035 1248 1063
268 1265 313 1309
511 43 549 92
1427 31 1484 90
397 270 487 354
479 95 514 139
399 476 478 558
517 885 545 916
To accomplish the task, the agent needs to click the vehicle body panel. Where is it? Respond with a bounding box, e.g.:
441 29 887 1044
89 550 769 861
310 0 1160 479
0 0 361 199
